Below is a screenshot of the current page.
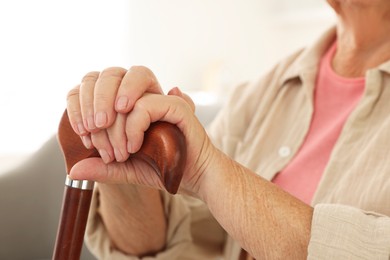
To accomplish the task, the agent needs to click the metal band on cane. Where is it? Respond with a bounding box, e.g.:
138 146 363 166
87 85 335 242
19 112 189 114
65 175 94 190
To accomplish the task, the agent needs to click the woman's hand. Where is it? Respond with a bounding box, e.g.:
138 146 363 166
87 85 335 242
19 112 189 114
66 66 215 196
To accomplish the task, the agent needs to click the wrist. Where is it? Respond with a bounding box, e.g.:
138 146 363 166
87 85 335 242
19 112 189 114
196 148 236 203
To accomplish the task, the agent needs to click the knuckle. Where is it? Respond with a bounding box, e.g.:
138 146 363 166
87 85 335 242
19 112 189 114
100 67 126 79
133 97 148 112
66 85 80 100
172 95 190 110
81 71 100 83
94 92 110 103
129 65 151 74
129 66 156 84
168 95 194 117
68 109 83 124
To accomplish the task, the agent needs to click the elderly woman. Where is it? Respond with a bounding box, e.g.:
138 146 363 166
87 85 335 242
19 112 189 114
66 0 390 259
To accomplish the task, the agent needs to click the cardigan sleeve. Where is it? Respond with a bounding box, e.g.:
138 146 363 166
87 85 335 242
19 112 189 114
308 204 390 259
84 185 226 260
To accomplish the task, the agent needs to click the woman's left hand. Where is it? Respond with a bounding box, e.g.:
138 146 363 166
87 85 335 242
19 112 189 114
66 66 217 196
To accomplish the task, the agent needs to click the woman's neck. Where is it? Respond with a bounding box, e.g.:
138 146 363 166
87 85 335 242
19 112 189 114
331 2 390 77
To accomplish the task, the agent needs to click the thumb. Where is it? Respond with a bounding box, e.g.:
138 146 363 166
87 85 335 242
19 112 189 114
69 157 129 183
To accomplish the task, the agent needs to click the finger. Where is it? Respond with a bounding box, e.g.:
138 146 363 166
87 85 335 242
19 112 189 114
91 130 115 164
80 71 100 132
66 84 88 136
106 113 130 162
69 157 127 183
125 94 193 153
125 102 151 154
94 67 127 129
115 66 163 113
167 87 196 113
69 157 161 187
80 134 93 150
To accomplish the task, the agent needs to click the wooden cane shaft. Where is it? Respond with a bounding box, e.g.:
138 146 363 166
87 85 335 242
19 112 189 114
52 186 92 260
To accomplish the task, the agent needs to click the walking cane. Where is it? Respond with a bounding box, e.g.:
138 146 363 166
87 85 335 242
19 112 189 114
52 110 187 260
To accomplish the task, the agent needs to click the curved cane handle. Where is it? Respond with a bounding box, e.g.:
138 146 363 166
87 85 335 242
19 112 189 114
57 110 187 193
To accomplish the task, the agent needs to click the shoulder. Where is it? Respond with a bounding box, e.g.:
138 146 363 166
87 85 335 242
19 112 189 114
229 47 306 114
207 47 306 151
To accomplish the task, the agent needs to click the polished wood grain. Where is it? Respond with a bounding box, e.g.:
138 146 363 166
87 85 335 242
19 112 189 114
52 186 93 260
53 110 187 260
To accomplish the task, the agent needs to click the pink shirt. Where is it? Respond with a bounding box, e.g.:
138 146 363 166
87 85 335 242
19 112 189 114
272 42 365 204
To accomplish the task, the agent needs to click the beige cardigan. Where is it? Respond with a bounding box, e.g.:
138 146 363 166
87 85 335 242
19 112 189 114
85 27 390 259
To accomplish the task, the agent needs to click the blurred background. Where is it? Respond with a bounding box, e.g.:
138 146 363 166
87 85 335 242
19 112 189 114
0 0 336 259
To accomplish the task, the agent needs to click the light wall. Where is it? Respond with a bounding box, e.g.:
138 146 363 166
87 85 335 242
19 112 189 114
0 0 336 157
127 0 335 92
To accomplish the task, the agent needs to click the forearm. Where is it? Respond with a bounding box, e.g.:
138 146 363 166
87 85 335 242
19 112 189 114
98 184 166 256
200 151 313 259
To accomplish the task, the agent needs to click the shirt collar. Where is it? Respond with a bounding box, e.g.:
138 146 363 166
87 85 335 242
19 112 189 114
280 26 337 85
281 25 390 83
377 60 390 75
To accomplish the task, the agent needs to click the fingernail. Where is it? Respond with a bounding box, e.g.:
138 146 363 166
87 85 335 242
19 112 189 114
168 87 183 97
114 148 123 162
87 116 96 131
99 149 111 164
77 123 87 135
95 112 107 128
127 141 133 154
81 136 92 149
175 87 183 96
116 96 129 111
